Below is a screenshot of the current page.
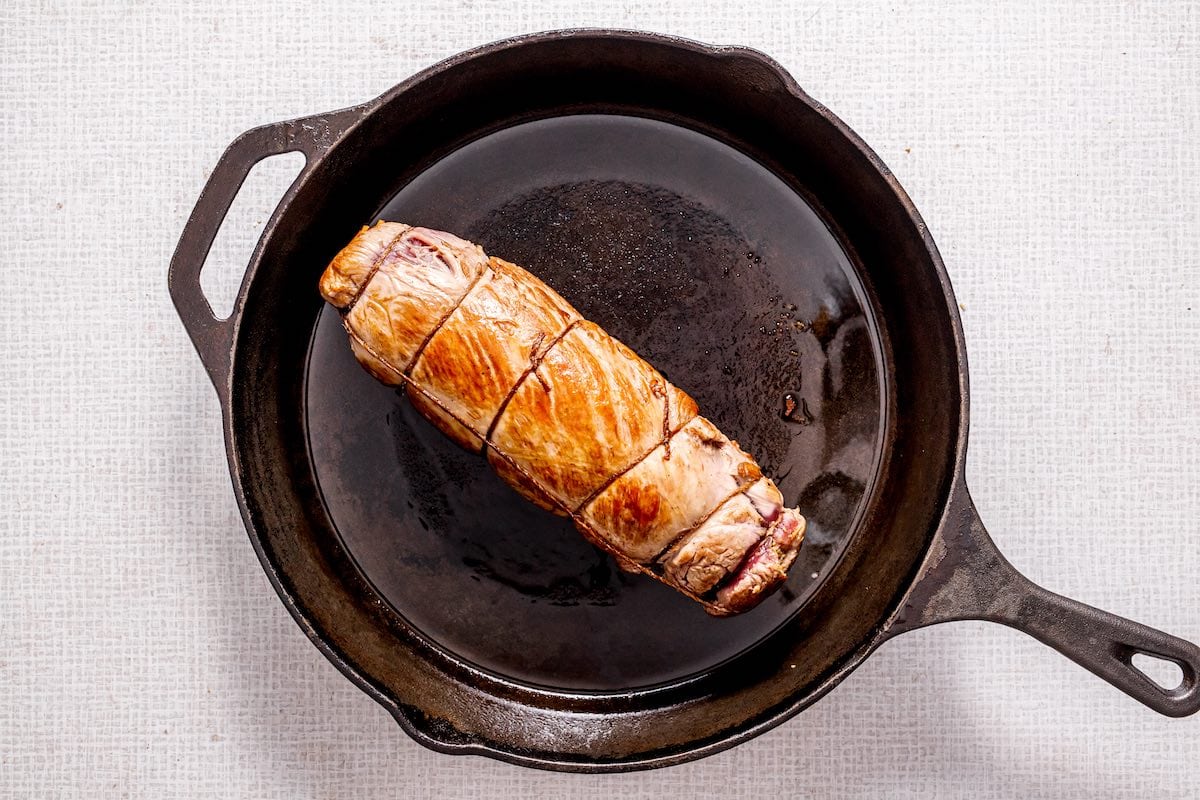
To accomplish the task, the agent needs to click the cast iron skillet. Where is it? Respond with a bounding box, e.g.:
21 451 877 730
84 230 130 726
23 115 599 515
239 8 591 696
169 30 1200 771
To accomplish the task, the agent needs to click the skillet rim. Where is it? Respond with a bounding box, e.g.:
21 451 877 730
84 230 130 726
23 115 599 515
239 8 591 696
216 29 971 771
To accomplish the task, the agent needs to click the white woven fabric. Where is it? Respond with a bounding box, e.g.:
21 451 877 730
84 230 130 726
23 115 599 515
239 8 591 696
2 1 1198 797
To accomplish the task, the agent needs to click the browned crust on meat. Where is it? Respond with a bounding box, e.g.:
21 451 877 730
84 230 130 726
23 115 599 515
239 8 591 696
489 321 698 509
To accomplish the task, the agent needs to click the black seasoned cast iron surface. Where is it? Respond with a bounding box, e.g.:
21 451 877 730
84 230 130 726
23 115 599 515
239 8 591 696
306 115 882 690
169 30 1200 773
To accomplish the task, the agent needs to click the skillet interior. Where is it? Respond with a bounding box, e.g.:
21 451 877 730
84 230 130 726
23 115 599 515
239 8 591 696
225 33 964 767
306 113 883 691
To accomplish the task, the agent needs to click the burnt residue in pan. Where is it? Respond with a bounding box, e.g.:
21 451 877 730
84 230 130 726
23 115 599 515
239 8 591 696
304 114 883 690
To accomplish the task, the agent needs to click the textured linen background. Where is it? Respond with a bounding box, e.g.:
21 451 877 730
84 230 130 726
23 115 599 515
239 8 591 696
3 1 1199 797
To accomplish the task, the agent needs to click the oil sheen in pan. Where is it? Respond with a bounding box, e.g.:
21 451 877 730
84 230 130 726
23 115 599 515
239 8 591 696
304 114 885 692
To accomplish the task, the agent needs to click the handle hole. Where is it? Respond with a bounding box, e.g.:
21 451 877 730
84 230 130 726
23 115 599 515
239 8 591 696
1131 652 1185 691
198 152 306 319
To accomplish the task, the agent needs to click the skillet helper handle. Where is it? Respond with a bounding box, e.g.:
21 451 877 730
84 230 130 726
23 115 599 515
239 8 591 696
168 105 364 391
889 482 1200 717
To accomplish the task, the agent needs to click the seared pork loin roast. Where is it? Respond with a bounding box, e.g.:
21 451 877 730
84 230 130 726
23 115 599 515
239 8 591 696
319 223 806 615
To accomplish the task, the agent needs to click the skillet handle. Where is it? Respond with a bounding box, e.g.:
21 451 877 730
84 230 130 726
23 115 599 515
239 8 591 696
168 105 365 393
885 481 1200 717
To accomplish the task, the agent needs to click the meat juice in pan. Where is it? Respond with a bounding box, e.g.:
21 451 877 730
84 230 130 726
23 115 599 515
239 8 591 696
305 115 884 690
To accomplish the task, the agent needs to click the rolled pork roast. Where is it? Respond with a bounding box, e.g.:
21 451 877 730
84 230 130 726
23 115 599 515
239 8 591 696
319 223 806 615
